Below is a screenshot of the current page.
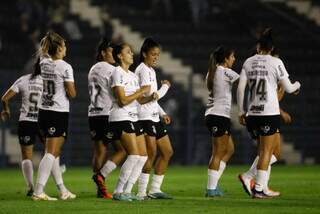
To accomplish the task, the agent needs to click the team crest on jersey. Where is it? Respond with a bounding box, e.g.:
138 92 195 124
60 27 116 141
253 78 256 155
212 126 218 133
261 126 270 134
106 132 114 139
48 127 56 135
152 125 156 134
23 136 31 143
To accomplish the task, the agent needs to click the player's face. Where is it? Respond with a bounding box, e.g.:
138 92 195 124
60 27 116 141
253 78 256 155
58 41 67 58
144 47 160 67
105 47 115 64
225 52 235 68
120 45 133 66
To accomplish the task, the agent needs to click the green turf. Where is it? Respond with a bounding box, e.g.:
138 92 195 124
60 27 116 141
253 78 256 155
0 165 319 214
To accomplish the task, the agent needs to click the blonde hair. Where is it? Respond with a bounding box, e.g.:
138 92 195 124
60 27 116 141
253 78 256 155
38 31 65 57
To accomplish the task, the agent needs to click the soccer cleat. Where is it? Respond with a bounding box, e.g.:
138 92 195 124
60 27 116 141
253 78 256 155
252 188 272 199
205 187 224 197
112 193 132 202
92 173 112 199
264 188 281 197
148 192 173 199
26 188 34 197
60 191 76 200
32 192 58 201
238 174 255 196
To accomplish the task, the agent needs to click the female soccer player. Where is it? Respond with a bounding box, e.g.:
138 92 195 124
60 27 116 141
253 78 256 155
238 85 291 197
1 67 43 196
237 28 300 199
32 31 76 201
135 38 174 200
108 43 149 201
88 39 127 199
204 46 239 197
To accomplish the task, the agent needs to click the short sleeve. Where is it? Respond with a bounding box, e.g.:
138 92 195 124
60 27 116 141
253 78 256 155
63 64 74 82
10 76 23 93
138 67 152 87
275 59 289 80
225 69 240 83
111 68 125 88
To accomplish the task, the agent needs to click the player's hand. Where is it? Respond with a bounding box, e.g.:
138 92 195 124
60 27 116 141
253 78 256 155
293 89 300 95
162 114 171 125
161 80 171 88
239 114 246 126
281 110 292 124
152 92 159 101
1 111 10 122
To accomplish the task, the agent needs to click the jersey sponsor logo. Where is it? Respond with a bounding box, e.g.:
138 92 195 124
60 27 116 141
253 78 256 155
26 112 38 119
250 105 264 112
224 71 234 81
128 112 138 118
48 127 56 135
260 126 270 134
278 65 284 77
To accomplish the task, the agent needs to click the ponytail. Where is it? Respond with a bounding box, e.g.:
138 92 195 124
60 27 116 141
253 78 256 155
31 57 41 79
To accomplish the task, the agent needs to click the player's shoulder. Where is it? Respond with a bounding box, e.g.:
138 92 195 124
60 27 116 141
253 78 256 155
55 59 72 70
135 62 149 73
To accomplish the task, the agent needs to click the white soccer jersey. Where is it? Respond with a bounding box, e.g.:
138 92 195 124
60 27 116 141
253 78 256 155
205 66 239 118
135 63 161 122
39 57 74 112
241 54 289 115
10 74 43 122
109 66 140 122
88 61 115 117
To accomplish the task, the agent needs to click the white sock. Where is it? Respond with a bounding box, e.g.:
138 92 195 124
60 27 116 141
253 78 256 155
149 174 165 194
217 161 226 177
124 156 148 194
207 169 219 190
266 155 277 188
138 173 150 196
244 156 259 179
255 170 268 191
100 160 117 179
114 155 140 194
51 157 67 193
34 153 55 195
21 159 34 189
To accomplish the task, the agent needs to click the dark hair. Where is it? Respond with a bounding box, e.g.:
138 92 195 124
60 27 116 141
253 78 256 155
112 43 128 65
31 57 41 79
206 46 234 91
257 28 274 52
96 38 114 62
139 37 160 63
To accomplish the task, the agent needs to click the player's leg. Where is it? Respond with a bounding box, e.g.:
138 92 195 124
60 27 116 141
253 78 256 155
20 144 34 196
148 134 173 199
113 122 140 201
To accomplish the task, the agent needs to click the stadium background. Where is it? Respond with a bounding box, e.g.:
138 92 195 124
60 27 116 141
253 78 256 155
0 0 320 168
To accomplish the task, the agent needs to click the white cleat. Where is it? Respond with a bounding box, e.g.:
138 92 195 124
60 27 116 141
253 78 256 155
238 174 254 196
60 191 76 200
32 192 58 201
264 188 281 197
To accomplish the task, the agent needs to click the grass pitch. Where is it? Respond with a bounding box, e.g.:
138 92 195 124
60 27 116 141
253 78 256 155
0 165 319 214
